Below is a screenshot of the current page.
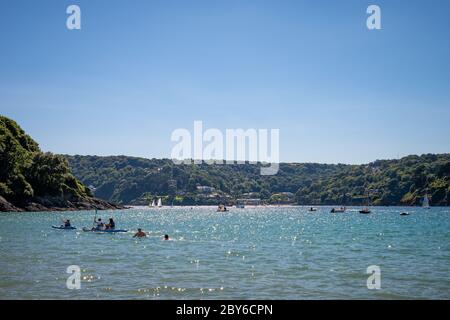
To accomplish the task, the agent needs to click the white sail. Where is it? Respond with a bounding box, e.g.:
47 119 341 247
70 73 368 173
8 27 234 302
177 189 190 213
150 200 155 207
422 195 430 208
157 198 162 207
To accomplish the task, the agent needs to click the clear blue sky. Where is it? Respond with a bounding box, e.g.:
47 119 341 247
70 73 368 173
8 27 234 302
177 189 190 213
1 0 449 164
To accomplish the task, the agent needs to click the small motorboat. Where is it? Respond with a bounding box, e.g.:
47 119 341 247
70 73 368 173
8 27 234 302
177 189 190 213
400 212 410 216
308 207 317 212
359 208 371 214
217 204 228 212
331 207 346 213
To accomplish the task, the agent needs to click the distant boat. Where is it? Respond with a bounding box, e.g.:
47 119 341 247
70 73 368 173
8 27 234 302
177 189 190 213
400 212 410 216
217 204 228 212
308 207 317 212
149 200 156 208
359 208 371 214
157 198 162 208
422 195 430 209
359 190 372 214
331 207 346 213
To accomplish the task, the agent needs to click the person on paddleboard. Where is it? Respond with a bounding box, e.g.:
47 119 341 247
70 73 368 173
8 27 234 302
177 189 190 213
63 219 71 228
133 228 147 238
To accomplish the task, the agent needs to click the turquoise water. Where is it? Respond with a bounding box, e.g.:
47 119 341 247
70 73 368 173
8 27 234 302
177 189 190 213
0 206 449 299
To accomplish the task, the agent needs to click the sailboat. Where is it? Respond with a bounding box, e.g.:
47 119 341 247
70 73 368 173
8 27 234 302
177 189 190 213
157 198 162 208
422 194 430 209
359 191 371 214
149 199 155 208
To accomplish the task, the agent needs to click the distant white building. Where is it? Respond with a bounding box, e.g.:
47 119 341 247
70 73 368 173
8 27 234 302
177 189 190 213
237 199 261 206
242 192 260 198
196 186 215 193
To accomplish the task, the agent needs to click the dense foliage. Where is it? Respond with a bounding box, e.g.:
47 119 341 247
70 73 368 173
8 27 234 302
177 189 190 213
3 116 446 208
0 116 92 208
66 154 450 206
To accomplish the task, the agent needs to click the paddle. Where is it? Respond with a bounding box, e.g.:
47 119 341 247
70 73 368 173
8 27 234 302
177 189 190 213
92 209 98 230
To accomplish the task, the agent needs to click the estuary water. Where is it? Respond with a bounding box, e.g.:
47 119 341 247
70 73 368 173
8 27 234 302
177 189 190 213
0 206 449 299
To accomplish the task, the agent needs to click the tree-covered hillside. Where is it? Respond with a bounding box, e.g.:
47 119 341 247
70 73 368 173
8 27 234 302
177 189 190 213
0 116 122 211
65 154 450 206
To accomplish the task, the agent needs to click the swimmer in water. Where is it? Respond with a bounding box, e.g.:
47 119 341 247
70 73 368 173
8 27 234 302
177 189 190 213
133 228 147 238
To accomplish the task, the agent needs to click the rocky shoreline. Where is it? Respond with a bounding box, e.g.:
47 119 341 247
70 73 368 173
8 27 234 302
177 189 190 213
0 195 124 212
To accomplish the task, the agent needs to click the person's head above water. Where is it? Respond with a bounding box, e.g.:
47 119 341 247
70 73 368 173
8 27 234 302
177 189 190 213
133 228 146 238
164 234 169 240
98 218 102 221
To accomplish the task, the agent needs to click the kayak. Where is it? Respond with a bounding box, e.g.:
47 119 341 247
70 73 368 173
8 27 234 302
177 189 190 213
82 227 128 233
52 225 77 230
